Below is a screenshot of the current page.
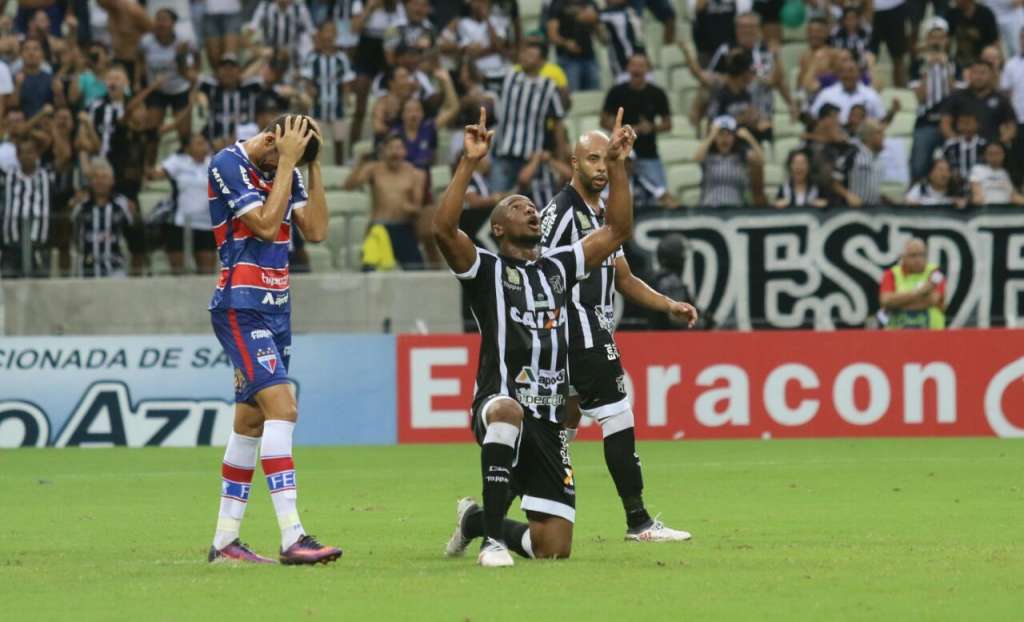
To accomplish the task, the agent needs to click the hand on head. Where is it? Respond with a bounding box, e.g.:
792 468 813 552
274 115 313 165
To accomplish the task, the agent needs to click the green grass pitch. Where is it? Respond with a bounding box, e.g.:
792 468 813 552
2 438 1022 621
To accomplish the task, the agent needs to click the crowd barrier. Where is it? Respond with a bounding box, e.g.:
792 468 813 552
2 330 1022 448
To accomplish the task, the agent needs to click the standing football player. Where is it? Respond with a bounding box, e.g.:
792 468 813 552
206 114 342 565
539 133 698 542
437 108 637 567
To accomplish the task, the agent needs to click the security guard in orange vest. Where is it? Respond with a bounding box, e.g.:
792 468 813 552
878 238 946 329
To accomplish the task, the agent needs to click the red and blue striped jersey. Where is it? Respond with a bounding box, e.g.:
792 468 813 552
207 142 308 314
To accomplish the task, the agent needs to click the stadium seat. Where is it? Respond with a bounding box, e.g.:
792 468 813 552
773 113 802 138
353 139 375 160
882 88 916 111
888 113 916 138
771 137 803 165
681 187 702 207
659 137 702 165
666 163 702 195
780 43 806 75
763 163 784 188
326 191 370 216
572 91 606 117
880 182 908 201
576 115 604 135
305 242 334 272
321 165 350 189
668 66 700 92
430 164 452 192
137 191 165 217
669 115 697 138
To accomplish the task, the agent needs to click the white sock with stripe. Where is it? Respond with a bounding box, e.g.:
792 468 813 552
261 420 305 550
213 432 260 550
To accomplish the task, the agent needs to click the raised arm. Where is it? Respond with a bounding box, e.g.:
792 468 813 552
580 108 636 272
239 116 313 241
292 118 328 243
432 107 493 274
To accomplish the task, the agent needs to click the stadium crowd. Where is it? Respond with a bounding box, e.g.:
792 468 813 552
0 0 1021 280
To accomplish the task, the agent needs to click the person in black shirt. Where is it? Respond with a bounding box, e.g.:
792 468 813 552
601 53 672 199
946 0 998 67
435 107 637 567
546 0 602 91
647 234 708 330
691 0 740 67
540 125 697 541
940 59 1015 145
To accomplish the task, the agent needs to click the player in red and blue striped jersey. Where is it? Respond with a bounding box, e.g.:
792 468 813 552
206 115 341 565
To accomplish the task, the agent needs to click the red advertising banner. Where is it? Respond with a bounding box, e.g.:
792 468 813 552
396 330 1024 443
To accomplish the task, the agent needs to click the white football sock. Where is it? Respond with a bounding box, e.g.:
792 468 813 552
213 432 260 550
261 420 306 550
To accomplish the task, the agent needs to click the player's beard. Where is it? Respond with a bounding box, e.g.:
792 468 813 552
510 232 542 247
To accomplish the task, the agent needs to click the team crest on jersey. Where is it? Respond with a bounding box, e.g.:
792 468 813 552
576 210 593 232
256 348 278 374
548 274 565 294
505 266 520 285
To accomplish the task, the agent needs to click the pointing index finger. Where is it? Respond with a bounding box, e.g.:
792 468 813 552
613 107 623 134
479 106 487 131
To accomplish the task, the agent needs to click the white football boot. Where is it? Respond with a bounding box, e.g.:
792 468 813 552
625 515 692 542
444 497 479 557
477 538 515 567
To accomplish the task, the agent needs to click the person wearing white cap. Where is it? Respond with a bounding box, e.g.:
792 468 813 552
908 16 961 182
694 115 765 207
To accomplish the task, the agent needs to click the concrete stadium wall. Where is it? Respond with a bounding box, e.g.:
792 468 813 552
0 272 462 336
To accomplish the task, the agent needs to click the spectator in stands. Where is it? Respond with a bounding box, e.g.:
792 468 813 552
441 0 510 94
969 140 1024 203
301 21 356 165
834 119 888 207
0 137 54 278
946 0 998 67
601 52 672 194
202 0 243 67
905 158 967 206
98 0 152 81
350 0 409 157
869 0 909 86
630 0 677 45
493 0 524 50
198 54 262 151
706 49 765 137
547 0 602 91
15 38 60 118
845 103 869 135
984 0 1022 58
372 43 437 106
775 149 828 208
691 0 741 67
393 69 460 172
71 158 136 278
830 7 874 78
811 56 885 125
600 0 646 84
490 40 565 194
801 103 857 201
371 66 418 141
67 42 112 111
909 17 959 182
940 59 1015 144
344 133 428 270
147 133 215 274
248 0 315 68
139 9 198 148
385 0 437 64
517 149 573 210
323 0 363 52
879 237 947 330
942 108 987 195
1002 29 1024 184
459 153 507 209
695 115 765 207
516 31 571 109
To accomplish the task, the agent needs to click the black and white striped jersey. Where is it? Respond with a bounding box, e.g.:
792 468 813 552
495 71 565 160
249 0 314 54
539 185 623 350
300 51 356 121
600 5 645 81
0 164 54 245
458 243 586 424
88 95 125 160
198 75 262 141
71 193 134 277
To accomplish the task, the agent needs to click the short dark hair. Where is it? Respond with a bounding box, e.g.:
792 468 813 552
380 131 405 147
156 8 178 22
263 114 320 166
726 49 753 77
818 103 840 120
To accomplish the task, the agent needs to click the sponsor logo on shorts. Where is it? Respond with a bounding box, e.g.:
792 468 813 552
250 329 273 340
261 292 289 306
515 389 565 407
563 467 575 488
604 342 620 360
510 307 565 330
596 308 615 333
616 374 626 395
255 348 278 374
515 366 566 388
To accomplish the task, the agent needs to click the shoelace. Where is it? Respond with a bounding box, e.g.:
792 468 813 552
299 535 324 548
649 513 665 531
